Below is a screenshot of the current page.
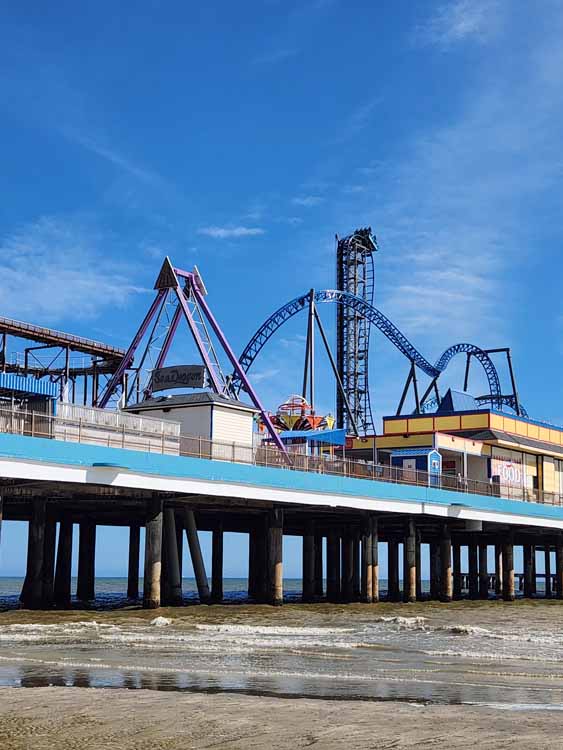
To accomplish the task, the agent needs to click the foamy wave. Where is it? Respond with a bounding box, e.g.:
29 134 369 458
195 624 353 636
372 616 428 630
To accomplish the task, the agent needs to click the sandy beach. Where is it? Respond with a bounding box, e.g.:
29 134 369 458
2 686 563 749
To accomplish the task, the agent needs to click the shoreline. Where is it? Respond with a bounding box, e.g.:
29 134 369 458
1 686 563 749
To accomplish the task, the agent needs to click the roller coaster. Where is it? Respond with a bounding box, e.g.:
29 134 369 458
231 228 523 431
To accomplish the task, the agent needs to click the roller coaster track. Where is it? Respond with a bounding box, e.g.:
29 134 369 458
233 289 504 411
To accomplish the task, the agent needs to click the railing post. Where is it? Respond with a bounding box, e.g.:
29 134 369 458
31 411 35 437
232 441 236 462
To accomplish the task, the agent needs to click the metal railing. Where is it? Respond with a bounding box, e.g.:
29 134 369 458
0 406 562 507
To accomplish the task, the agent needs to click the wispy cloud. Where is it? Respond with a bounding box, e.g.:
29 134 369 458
197 226 265 239
291 195 324 207
252 48 298 66
0 217 146 324
252 0 337 68
417 0 501 47
62 128 167 188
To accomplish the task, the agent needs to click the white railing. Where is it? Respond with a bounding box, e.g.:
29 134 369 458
0 405 561 507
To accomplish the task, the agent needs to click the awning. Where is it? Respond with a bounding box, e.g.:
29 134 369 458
277 428 347 446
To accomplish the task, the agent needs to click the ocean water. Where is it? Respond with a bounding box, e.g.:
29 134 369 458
1 577 563 707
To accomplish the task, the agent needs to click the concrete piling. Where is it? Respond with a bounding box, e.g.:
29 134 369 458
452 541 462 599
54 518 73 608
211 523 224 603
478 543 488 600
164 508 183 605
267 508 283 606
388 540 400 602
371 517 379 603
404 520 416 603
302 522 315 602
502 536 515 602
143 499 163 609
183 508 211 604
77 521 96 602
440 525 452 602
127 525 140 600
326 531 340 602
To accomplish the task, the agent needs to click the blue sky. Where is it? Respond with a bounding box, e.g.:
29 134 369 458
1 0 563 578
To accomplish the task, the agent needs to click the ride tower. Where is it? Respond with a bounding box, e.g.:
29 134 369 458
335 227 378 434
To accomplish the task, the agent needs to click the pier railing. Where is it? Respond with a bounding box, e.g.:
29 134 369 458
0 405 562 507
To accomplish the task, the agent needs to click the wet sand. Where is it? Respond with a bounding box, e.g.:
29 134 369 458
1 686 563 749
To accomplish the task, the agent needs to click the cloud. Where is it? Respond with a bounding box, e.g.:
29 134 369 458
417 0 501 46
197 226 265 239
63 129 165 187
291 195 324 207
0 216 146 324
252 48 298 66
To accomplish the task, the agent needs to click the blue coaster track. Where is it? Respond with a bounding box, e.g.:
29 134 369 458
232 289 505 412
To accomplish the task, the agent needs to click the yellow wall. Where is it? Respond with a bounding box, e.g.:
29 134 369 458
434 415 461 431
384 418 408 434
407 417 434 433
383 410 563 453
461 414 489 429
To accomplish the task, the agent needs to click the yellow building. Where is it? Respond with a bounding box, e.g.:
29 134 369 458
346 407 563 504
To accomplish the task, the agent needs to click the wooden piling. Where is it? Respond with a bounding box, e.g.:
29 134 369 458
127 525 140 600
555 538 563 600
388 540 400 602
468 540 479 600
42 515 56 608
314 532 323 597
440 525 453 602
77 522 96 602
523 544 534 598
143 499 163 609
54 518 73 608
326 532 340 602
164 508 183 605
545 546 552 598
494 543 503 599
478 543 488 600
404 520 416 603
183 508 211 603
361 519 373 603
302 522 315 602
452 542 462 599
371 517 379 603
502 537 515 602
211 524 224 603
267 508 283 606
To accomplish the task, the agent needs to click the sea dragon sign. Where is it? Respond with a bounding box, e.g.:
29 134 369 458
151 365 208 392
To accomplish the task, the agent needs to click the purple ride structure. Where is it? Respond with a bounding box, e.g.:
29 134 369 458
96 257 288 457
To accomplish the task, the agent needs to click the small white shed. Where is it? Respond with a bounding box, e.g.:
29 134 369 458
124 392 257 450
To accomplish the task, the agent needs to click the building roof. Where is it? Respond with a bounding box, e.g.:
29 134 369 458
276 428 347 446
465 428 563 457
437 389 479 413
124 391 257 413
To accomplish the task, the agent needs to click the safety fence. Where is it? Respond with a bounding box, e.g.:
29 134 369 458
0 406 562 507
